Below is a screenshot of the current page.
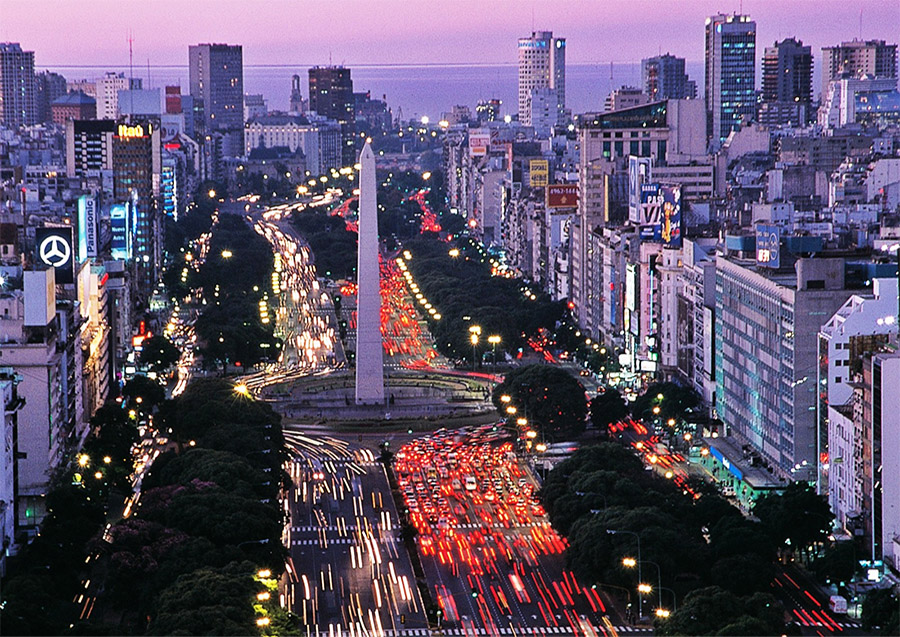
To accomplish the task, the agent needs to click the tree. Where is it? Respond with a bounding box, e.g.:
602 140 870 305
589 388 629 430
123 374 167 410
492 365 588 440
148 565 258 636
861 588 900 635
753 482 833 561
656 586 784 636
631 381 701 423
812 540 861 587
139 334 181 373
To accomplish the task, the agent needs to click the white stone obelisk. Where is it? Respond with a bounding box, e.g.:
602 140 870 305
355 141 385 405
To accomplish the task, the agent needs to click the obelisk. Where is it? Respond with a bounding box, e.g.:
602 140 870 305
355 140 385 405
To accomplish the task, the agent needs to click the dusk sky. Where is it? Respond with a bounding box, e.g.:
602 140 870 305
3 0 898 67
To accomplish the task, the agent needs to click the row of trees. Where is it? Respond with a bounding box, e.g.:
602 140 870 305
404 238 566 364
191 214 282 371
93 378 294 634
291 212 358 281
0 376 165 634
492 364 588 441
540 442 824 635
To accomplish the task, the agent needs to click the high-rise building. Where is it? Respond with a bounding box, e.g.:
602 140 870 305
0 42 37 128
518 31 566 128
705 14 756 143
758 38 812 126
642 54 697 101
95 72 141 120
34 70 67 124
66 119 115 179
188 44 244 153
308 66 355 167
113 119 161 291
822 39 898 98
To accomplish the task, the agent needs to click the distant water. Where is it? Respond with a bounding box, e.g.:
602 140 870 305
42 62 706 121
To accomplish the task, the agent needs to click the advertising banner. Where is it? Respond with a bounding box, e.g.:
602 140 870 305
546 183 578 208
35 226 75 284
468 129 491 157
77 194 99 261
529 159 549 188
756 223 781 268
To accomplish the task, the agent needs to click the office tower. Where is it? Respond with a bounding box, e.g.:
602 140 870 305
290 74 306 113
355 141 384 405
642 54 697 101
822 39 898 97
113 120 161 291
66 119 116 179
35 71 67 124
518 31 566 127
188 44 244 153
705 14 756 143
308 66 355 167
95 72 141 120
758 38 813 126
0 42 37 127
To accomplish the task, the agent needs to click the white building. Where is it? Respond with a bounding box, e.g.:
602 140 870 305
244 114 341 175
518 31 566 127
0 371 22 576
95 72 140 121
818 278 898 534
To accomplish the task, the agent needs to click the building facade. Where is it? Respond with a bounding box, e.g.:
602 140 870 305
0 43 37 128
642 54 697 102
821 39 898 97
518 31 566 128
308 66 355 167
759 38 813 126
705 14 757 143
188 44 244 154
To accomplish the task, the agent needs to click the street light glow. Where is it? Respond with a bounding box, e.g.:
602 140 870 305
638 583 653 594
623 557 637 568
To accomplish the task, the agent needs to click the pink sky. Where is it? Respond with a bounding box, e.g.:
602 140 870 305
3 0 898 67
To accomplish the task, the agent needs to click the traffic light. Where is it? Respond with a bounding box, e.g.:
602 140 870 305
400 614 406 625
471 587 479 598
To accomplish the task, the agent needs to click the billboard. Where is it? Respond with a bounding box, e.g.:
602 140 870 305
756 224 780 268
628 156 653 223
35 226 75 284
529 159 549 188
468 129 491 157
639 183 682 247
546 183 578 208
110 204 132 260
77 194 99 261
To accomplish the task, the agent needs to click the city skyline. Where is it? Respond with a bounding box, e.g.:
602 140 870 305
3 0 898 68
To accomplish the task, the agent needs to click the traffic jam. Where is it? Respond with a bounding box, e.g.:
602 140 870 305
395 425 616 636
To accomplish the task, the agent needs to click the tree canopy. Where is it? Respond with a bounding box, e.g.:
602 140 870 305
492 364 588 441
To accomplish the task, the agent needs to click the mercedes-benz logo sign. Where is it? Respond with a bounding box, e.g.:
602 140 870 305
38 235 71 268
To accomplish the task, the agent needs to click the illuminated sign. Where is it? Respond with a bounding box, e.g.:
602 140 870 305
756 224 780 269
546 183 578 208
628 156 653 223
35 227 75 284
639 184 682 247
468 129 491 157
110 204 131 260
529 159 549 188
77 195 98 261
117 123 149 138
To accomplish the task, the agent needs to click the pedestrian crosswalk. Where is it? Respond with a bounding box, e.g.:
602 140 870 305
311 627 653 637
792 620 861 629
291 537 398 547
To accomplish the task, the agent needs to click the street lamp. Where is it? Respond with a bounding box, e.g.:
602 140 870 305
469 325 481 371
608 529 643 619
488 335 501 370
624 558 663 615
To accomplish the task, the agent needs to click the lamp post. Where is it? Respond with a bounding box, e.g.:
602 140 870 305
625 558 663 615
469 325 481 372
488 335 501 371
608 529 643 620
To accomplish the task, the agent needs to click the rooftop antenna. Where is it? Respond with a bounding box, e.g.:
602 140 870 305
128 30 134 121
531 5 535 32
